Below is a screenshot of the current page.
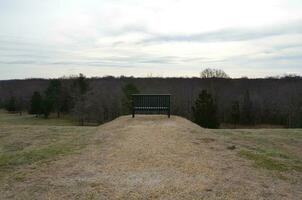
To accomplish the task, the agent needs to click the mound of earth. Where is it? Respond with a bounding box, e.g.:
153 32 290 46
3 115 301 199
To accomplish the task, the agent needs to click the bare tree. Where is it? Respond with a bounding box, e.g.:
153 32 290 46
200 68 230 78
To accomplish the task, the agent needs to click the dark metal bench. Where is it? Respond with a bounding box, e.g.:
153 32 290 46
132 94 171 118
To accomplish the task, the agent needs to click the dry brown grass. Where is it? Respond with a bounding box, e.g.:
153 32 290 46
0 115 301 199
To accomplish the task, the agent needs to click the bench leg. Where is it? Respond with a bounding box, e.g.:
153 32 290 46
132 110 135 118
168 110 170 118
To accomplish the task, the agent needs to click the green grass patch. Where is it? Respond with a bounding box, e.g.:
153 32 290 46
211 128 302 176
0 142 82 170
2 142 30 152
239 150 289 171
12 171 27 182
0 126 97 189
0 124 97 180
0 110 76 126
265 149 291 159
211 129 302 164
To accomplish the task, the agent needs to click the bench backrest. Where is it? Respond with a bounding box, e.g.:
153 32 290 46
132 94 171 117
132 94 170 109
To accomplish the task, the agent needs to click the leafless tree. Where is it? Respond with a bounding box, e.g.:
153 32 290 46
200 68 230 79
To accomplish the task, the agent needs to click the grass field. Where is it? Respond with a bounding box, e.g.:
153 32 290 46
0 111 97 186
0 128 97 187
0 113 301 199
0 110 76 126
211 129 302 175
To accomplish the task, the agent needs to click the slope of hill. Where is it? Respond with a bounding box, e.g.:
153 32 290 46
0 115 301 199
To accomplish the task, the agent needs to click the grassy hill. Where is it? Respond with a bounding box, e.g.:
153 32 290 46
0 113 301 199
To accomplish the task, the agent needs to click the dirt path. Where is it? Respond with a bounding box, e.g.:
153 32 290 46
3 115 301 199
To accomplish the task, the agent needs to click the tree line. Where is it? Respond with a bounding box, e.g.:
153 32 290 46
0 74 137 126
1 70 302 128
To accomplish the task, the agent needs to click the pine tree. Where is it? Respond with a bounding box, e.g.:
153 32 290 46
122 83 139 114
72 73 89 95
230 101 240 128
241 90 254 124
5 96 17 112
29 91 42 117
192 90 219 128
71 74 90 125
42 97 53 118
45 79 62 117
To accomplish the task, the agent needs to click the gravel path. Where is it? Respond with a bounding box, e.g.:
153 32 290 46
4 115 301 199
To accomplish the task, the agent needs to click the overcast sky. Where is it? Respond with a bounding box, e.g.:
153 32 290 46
1 0 302 79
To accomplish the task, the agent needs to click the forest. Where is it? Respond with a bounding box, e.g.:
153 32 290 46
1 72 302 128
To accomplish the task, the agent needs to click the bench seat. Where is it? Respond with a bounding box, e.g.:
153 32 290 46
134 107 169 110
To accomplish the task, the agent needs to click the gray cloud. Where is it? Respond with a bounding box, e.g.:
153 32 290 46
104 24 151 36
0 54 186 67
1 0 302 79
140 20 302 44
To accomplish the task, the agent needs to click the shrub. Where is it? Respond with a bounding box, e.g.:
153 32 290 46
192 90 219 128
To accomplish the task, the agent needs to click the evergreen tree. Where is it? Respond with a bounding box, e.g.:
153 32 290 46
42 97 53 118
45 79 62 117
59 91 73 114
122 83 139 114
15 97 24 115
72 73 89 95
5 96 17 112
71 74 90 125
29 91 42 117
192 90 219 128
230 101 240 128
241 90 254 124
